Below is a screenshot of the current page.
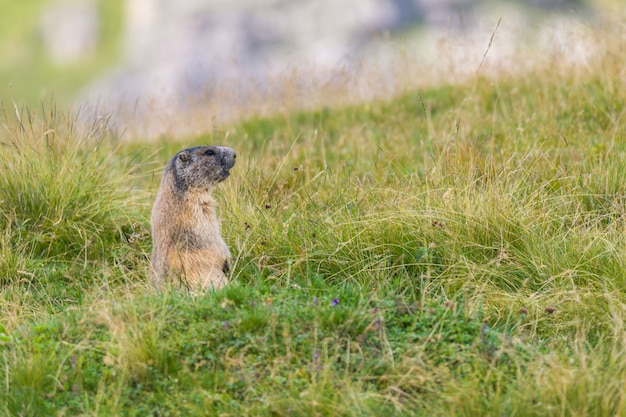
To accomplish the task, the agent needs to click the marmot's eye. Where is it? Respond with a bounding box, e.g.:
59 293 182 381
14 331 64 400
204 149 215 156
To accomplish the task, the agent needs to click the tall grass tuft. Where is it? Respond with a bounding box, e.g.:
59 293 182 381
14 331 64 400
0 103 139 262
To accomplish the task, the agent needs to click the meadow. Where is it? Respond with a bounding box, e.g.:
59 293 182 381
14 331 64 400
2 21 626 416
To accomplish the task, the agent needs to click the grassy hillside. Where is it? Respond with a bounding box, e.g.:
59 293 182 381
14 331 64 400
2 37 626 415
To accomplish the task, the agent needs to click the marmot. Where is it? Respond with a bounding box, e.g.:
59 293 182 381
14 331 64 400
150 146 236 292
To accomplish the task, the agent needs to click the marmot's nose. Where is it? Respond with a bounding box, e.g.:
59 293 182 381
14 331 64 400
224 149 236 168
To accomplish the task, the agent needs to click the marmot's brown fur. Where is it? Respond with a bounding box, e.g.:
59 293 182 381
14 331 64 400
150 146 236 292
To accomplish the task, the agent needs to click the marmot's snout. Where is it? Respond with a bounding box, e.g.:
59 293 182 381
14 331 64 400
216 146 236 181
221 147 236 170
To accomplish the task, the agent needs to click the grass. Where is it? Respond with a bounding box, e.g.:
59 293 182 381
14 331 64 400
2 18 626 415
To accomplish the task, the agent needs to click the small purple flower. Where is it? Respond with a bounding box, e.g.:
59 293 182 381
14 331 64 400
313 350 320 361
331 298 340 307
312 296 318 305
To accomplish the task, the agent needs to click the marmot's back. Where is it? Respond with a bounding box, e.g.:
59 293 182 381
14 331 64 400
150 146 236 292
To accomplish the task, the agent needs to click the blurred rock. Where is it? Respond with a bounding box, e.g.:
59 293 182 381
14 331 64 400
80 0 592 138
40 0 99 64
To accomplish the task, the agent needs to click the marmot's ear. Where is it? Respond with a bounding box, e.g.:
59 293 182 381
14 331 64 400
178 151 190 163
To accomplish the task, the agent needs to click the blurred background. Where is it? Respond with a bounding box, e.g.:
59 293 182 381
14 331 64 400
0 0 618 138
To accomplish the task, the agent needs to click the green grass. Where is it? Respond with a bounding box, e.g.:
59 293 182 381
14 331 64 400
2 30 626 415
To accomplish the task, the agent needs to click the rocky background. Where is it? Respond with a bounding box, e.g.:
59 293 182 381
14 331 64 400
36 0 595 137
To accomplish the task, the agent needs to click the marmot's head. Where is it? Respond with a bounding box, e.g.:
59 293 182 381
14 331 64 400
168 146 236 192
